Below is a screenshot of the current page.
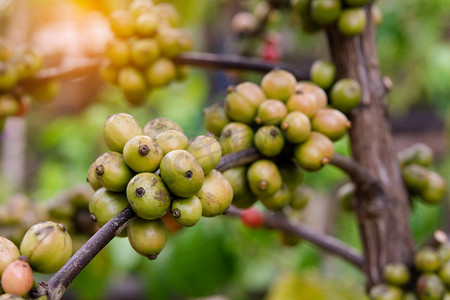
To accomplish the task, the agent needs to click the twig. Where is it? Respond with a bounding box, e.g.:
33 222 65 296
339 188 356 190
25 59 101 83
216 147 261 172
226 206 364 269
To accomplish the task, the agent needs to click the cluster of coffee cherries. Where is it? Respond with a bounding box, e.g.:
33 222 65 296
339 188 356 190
291 0 382 35
99 0 193 106
369 239 450 299
86 113 233 259
0 42 58 131
399 143 447 205
203 69 356 213
0 221 72 298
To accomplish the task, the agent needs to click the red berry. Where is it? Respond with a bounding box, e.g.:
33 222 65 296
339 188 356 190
241 208 265 228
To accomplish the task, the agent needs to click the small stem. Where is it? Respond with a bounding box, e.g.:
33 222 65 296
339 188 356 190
216 147 261 172
226 206 364 269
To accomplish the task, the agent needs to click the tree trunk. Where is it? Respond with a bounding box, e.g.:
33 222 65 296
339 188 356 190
326 6 415 287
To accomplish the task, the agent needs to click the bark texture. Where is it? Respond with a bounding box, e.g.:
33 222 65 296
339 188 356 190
326 6 415 287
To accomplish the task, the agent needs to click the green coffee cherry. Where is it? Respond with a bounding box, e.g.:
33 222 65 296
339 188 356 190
294 131 334 172
134 12 159 37
143 117 183 139
0 237 20 276
310 59 336 90
402 164 429 193
225 82 266 123
438 260 450 286
223 166 257 209
344 0 370 6
416 273 445 300
254 126 285 157
171 196 202 227
219 122 254 155
129 1 154 19
296 81 328 111
338 8 367 36
279 160 304 191
383 263 410 286
311 108 351 141
203 103 231 136
337 182 355 211
311 0 342 26
280 111 311 144
130 38 160 67
289 185 312 210
186 134 222 175
255 99 288 125
20 221 72 274
197 169 233 217
278 231 302 246
123 135 163 173
94 152 135 192
261 69 297 102
369 284 402 300
330 78 361 113
126 173 171 220
89 188 129 227
86 162 102 191
398 143 434 167
110 10 134 38
403 292 418 300
118 67 146 95
0 64 17 91
247 159 282 198
438 242 450 263
156 3 180 27
160 150 204 197
128 217 167 259
260 184 291 211
154 129 189 155
419 172 446 204
103 113 143 153
286 91 320 118
105 37 130 67
146 57 176 87
155 27 182 58
414 247 441 272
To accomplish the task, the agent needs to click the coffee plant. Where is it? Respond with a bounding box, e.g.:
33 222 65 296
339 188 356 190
0 0 449 299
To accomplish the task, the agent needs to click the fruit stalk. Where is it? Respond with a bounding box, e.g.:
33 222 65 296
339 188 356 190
326 5 415 288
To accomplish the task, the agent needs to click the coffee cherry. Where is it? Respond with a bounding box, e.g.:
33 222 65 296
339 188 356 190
289 185 312 210
223 166 257 209
143 117 184 139
261 69 297 102
12 50 42 80
369 284 402 300
254 126 285 157
439 260 450 286
110 10 134 38
176 30 194 52
155 3 180 27
414 247 441 272
260 184 291 211
231 12 257 35
130 38 160 67
154 130 189 155
278 231 302 246
94 152 135 192
240 208 265 228
196 170 233 217
294 132 334 172
416 273 445 300
104 113 143 153
123 135 163 173
337 182 355 211
129 0 154 19
280 111 311 143
310 0 342 26
126 173 171 220
99 59 119 85
0 294 25 300
186 134 222 175
419 171 446 204
219 122 254 155
146 57 176 87
87 162 102 191
330 79 361 113
279 160 304 191
286 91 319 118
338 8 367 36
344 0 370 6
134 12 159 37
225 82 266 123
383 263 410 286
310 60 336 90
398 143 434 168
105 38 131 67
128 217 167 259
247 159 282 198
311 108 351 141
89 188 129 227
403 292 418 300
402 164 429 193
0 237 20 276
255 99 288 125
160 150 204 197
372 6 383 27
1 256 33 296
118 67 146 94
203 103 231 137
171 196 202 227
296 81 328 110
25 79 59 104
0 63 17 91
438 242 450 263
156 27 183 58
20 221 72 273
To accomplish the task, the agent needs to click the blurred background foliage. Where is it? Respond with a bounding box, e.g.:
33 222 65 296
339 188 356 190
0 0 449 299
